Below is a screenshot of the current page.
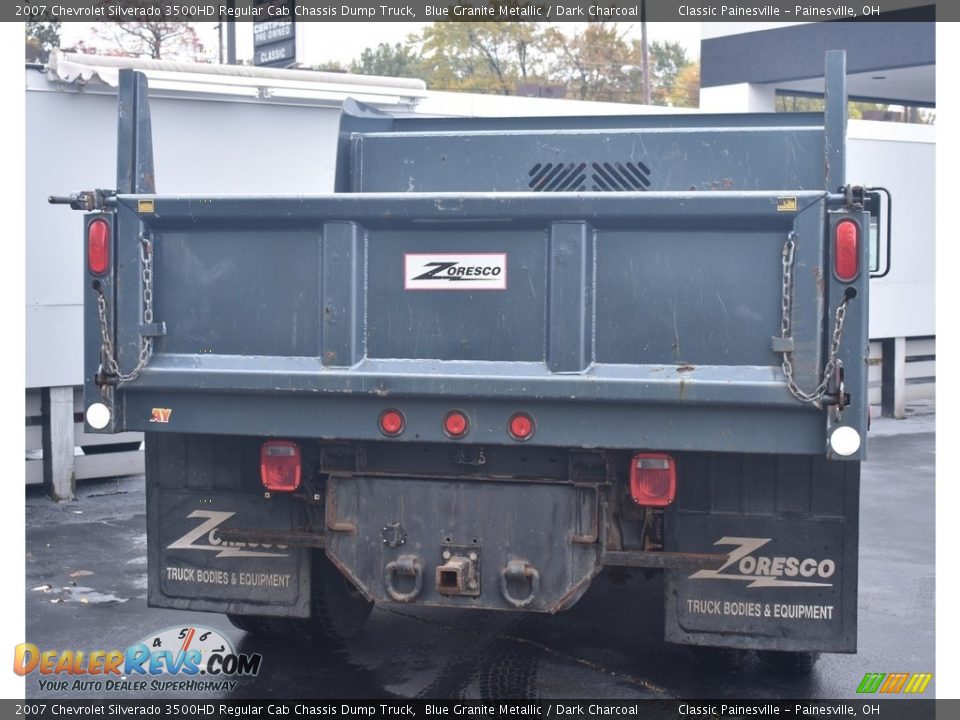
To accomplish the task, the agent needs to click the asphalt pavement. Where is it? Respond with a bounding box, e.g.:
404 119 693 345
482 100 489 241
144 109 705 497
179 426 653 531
23 409 935 700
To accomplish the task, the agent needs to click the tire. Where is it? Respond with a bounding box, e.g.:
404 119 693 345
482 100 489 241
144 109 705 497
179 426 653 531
308 553 374 641
81 442 142 455
687 646 746 670
758 650 819 675
226 553 373 642
226 614 275 634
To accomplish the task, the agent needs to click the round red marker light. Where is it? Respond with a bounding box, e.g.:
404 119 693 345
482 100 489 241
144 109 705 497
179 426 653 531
443 410 469 438
379 409 405 437
508 413 535 441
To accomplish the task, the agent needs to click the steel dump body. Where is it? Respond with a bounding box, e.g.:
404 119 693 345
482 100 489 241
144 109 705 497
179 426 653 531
98 146 868 456
77 56 871 655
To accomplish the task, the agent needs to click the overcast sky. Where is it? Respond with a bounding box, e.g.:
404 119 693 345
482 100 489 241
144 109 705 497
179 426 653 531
61 21 702 68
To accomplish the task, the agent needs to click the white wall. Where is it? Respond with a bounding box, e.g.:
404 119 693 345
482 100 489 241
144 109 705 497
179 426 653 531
700 22 810 39
699 83 777 113
25 71 342 388
847 121 936 339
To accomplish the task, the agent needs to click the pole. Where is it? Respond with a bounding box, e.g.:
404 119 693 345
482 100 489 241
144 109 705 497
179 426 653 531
227 22 236 64
227 0 237 65
641 0 651 104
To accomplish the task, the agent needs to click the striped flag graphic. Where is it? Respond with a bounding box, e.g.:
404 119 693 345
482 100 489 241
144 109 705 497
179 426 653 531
857 672 932 694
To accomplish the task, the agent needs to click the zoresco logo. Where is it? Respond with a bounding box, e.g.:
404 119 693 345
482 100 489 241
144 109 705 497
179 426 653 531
689 537 836 589
404 253 507 290
168 509 289 559
14 626 261 692
857 672 933 694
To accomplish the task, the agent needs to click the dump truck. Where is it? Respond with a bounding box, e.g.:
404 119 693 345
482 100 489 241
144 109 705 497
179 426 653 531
53 51 888 673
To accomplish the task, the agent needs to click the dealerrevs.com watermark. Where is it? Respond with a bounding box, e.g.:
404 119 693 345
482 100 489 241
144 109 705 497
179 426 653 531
15 625 261 693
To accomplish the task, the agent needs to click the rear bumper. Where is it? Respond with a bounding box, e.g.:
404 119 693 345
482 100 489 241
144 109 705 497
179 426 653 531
146 433 859 652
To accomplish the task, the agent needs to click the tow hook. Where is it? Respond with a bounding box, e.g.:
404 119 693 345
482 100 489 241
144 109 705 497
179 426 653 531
384 555 423 603
499 559 540 609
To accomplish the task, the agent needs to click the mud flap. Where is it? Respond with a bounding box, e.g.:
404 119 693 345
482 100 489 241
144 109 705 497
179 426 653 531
664 455 859 653
145 434 311 618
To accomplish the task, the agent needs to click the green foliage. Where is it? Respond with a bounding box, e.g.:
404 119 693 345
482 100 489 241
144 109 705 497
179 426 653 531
25 20 61 61
775 94 933 124
412 22 546 95
542 23 633 102
329 22 702 107
26 21 61 51
775 94 824 112
667 62 700 108
647 40 690 105
307 61 348 73
349 43 425 79
90 22 207 61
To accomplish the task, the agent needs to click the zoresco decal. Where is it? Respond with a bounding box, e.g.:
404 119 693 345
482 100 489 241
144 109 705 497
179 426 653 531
168 510 289 559
404 253 507 290
689 537 836 588
14 626 261 693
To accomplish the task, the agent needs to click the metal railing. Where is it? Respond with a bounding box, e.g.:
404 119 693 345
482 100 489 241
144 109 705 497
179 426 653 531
868 336 936 418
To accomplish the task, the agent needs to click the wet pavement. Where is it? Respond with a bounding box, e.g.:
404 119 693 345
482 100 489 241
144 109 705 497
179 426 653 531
24 414 935 700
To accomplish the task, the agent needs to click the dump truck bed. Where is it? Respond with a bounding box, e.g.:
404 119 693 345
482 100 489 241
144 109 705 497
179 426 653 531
86 59 869 460
96 185 866 457
66 57 872 656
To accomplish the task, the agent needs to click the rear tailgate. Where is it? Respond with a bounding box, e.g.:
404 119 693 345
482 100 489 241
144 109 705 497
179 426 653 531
90 188 869 457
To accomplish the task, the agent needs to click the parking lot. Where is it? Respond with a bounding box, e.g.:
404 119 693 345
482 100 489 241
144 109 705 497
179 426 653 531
24 411 934 700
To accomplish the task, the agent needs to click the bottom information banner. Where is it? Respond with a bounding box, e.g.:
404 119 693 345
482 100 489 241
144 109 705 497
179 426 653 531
2 699 939 719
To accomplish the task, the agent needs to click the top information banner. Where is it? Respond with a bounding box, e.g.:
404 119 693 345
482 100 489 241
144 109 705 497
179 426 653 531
11 0 942 23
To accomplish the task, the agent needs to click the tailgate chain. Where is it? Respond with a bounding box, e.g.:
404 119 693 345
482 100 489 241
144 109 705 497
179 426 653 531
779 231 848 405
96 233 154 384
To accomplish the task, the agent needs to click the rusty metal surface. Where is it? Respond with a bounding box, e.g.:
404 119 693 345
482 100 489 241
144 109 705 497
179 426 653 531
325 474 599 613
602 550 726 572
215 528 327 549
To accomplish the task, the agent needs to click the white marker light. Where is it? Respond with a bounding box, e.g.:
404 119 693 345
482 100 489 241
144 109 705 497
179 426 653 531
86 403 111 430
829 426 861 456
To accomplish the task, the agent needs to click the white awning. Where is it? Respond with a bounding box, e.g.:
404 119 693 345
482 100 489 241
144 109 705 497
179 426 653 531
46 51 427 108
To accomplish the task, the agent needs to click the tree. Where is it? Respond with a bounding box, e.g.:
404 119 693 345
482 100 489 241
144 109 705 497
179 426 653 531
349 43 425 80
307 61 348 73
774 94 824 113
91 22 207 61
648 42 688 94
342 22 699 107
413 22 546 95
667 62 700 108
542 23 635 102
25 20 60 62
646 40 690 105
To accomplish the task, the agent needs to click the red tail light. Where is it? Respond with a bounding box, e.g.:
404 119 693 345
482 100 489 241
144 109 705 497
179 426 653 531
508 413 535 441
260 440 301 492
87 219 110 275
834 220 859 282
630 453 676 507
378 409 405 437
443 410 469 438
